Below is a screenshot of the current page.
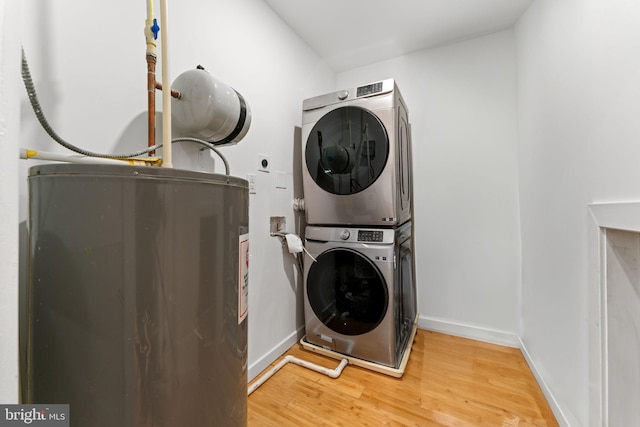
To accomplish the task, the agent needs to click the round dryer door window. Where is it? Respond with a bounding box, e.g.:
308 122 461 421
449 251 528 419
306 248 388 336
305 106 389 195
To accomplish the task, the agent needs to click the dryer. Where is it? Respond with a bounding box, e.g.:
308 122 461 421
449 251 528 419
302 79 412 227
303 221 416 368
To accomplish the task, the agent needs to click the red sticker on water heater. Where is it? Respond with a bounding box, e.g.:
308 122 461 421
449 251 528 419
238 233 249 324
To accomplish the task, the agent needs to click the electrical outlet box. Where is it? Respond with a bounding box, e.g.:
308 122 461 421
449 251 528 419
198 148 215 171
275 171 287 189
270 216 286 233
258 154 270 173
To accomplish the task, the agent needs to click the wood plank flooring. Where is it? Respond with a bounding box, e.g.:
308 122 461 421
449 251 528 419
248 330 558 426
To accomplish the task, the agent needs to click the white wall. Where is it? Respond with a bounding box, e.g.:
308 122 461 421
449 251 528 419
15 0 334 386
0 0 22 403
0 0 526 407
337 31 522 344
11 1 640 423
516 0 640 425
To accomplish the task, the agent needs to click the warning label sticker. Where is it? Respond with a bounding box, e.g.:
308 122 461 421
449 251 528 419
238 233 249 324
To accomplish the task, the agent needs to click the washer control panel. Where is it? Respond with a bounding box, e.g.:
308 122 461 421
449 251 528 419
357 230 384 242
306 226 395 244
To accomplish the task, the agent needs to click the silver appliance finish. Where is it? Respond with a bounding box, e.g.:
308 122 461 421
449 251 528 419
303 222 416 368
27 164 248 427
302 79 412 226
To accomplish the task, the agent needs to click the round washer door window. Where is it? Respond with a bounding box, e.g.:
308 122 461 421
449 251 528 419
305 106 389 195
306 248 388 336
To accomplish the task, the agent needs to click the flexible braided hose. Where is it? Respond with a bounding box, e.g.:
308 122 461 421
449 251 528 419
21 47 231 174
171 137 230 175
21 47 161 159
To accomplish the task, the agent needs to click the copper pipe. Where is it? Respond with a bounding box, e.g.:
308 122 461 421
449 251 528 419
147 54 157 155
154 81 182 99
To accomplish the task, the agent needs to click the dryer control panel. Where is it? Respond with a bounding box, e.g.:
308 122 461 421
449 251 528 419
302 79 395 111
356 81 384 97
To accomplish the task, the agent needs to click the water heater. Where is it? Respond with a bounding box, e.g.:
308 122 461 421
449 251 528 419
27 164 249 426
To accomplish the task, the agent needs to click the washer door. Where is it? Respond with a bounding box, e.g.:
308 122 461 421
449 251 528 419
305 106 389 195
307 248 388 336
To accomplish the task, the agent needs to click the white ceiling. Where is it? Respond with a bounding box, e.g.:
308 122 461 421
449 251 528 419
263 0 534 72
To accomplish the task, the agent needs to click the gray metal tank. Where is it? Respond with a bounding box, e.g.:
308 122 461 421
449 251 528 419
26 164 249 427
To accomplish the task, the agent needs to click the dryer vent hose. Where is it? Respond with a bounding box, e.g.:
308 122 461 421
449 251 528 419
292 198 305 212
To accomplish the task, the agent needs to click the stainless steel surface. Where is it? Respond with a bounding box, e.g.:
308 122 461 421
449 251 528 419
303 222 415 368
302 79 395 111
305 225 395 244
27 164 249 427
301 79 412 227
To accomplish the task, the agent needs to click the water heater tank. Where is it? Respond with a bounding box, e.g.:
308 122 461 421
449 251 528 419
27 164 249 426
171 67 251 145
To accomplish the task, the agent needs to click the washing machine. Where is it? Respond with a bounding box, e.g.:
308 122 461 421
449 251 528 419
302 79 412 227
303 221 416 368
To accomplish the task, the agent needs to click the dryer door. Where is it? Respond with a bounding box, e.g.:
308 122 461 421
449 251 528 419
305 106 389 195
306 248 388 335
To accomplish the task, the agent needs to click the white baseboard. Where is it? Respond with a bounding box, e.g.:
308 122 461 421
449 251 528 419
418 314 520 347
248 316 573 426
518 338 575 427
248 325 305 381
418 314 572 426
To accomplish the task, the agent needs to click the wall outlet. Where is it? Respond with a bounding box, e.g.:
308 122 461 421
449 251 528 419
247 173 256 194
258 154 270 173
270 216 286 233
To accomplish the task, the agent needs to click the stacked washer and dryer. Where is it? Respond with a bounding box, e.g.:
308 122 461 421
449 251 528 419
300 79 418 376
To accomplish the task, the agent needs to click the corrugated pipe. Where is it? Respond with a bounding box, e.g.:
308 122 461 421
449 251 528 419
21 47 227 171
292 197 305 212
248 355 348 396
21 48 160 159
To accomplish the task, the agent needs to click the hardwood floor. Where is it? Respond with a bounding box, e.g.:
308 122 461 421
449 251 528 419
248 330 558 426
